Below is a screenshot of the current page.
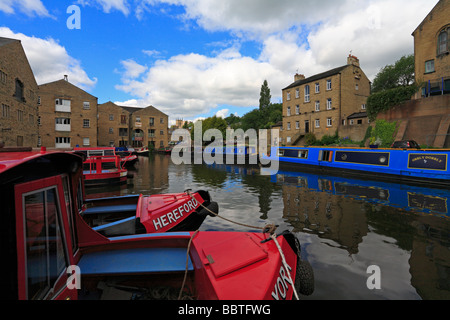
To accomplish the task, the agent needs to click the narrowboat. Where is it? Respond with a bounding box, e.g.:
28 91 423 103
263 146 450 187
201 145 259 165
0 147 314 300
77 153 128 187
134 146 150 156
74 146 138 168
82 190 219 237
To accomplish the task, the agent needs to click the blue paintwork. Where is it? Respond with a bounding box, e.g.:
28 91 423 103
77 247 193 275
83 204 137 215
265 168 450 216
263 146 450 185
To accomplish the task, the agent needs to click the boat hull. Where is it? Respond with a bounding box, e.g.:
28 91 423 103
83 190 218 237
264 146 450 187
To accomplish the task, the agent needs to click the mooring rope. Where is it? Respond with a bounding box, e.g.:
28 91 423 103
179 189 300 300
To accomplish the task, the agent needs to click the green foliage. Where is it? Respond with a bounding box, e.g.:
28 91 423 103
366 85 419 121
259 79 272 111
304 133 317 145
371 54 415 93
367 54 418 120
370 119 397 148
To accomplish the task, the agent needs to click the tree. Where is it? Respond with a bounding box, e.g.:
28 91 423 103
259 80 271 111
367 54 417 120
371 54 415 93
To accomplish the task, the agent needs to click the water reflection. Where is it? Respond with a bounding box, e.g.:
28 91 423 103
84 154 450 300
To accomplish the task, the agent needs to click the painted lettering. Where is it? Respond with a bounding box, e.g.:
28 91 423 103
152 198 200 231
271 263 293 300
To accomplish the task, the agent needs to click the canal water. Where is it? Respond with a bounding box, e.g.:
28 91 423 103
87 154 450 300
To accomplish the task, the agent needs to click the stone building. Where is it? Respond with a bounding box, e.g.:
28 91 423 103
38 77 98 148
98 101 132 147
126 105 169 149
281 55 371 145
0 37 39 147
98 102 169 149
377 0 449 148
412 0 450 99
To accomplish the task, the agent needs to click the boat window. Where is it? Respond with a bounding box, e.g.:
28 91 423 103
23 187 69 299
62 175 78 254
298 150 308 158
76 177 83 213
278 149 285 156
320 150 333 162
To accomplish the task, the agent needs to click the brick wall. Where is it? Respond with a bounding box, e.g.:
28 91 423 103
38 79 98 148
0 39 39 147
98 102 131 147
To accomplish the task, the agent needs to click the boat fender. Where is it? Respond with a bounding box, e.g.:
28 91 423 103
197 201 219 217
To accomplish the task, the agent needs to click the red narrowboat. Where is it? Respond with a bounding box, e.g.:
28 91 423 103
0 147 313 300
82 190 218 237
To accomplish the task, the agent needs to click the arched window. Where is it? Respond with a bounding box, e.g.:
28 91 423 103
438 27 449 55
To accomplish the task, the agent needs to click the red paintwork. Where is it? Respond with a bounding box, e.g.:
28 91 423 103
137 192 204 232
4 148 300 300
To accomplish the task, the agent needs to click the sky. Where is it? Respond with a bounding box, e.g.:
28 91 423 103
0 0 438 125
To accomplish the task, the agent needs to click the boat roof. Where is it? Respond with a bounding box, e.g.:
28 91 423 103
0 147 81 174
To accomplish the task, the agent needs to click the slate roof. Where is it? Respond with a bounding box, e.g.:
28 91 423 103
283 65 348 90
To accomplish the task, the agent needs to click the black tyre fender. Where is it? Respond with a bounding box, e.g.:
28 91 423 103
295 258 315 296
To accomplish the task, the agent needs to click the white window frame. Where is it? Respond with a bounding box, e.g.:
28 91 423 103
304 85 310 102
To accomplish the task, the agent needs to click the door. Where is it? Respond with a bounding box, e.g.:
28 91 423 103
305 120 310 133
15 176 77 300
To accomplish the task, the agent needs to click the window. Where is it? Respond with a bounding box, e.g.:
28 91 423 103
295 88 300 99
109 114 114 121
56 137 71 145
315 101 320 112
315 82 320 93
287 106 291 116
2 104 10 118
160 118 164 124
0 70 7 84
295 121 300 129
83 138 90 146
327 118 332 127
22 188 69 300
160 141 164 147
17 110 24 122
362 104 366 110
438 28 448 55
286 92 291 101
55 99 71 112
38 96 41 105
83 102 90 110
38 116 41 126
425 60 435 73
315 119 320 128
304 85 310 102
119 128 128 137
109 128 114 134
121 115 127 124
295 105 300 114
355 84 359 90
148 129 155 137
160 130 164 135
136 116 141 122
149 117 155 126
326 79 332 90
14 79 24 101
83 119 90 128
327 98 332 110
287 122 291 130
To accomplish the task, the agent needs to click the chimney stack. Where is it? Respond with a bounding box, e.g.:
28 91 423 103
347 54 360 67
64 75 68 81
294 73 305 81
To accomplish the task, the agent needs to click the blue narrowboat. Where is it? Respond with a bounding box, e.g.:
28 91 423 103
263 146 450 187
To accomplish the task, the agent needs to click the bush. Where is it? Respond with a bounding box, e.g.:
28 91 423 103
304 133 317 145
371 120 397 148
366 85 419 121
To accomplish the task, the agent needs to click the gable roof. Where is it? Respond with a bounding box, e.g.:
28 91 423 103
283 65 348 90
0 37 19 48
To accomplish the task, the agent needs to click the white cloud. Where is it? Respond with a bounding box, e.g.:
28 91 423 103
0 0 53 17
119 59 148 79
0 27 97 90
114 0 437 121
215 109 229 119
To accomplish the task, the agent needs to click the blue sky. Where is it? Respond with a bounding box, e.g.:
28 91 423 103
0 0 438 124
